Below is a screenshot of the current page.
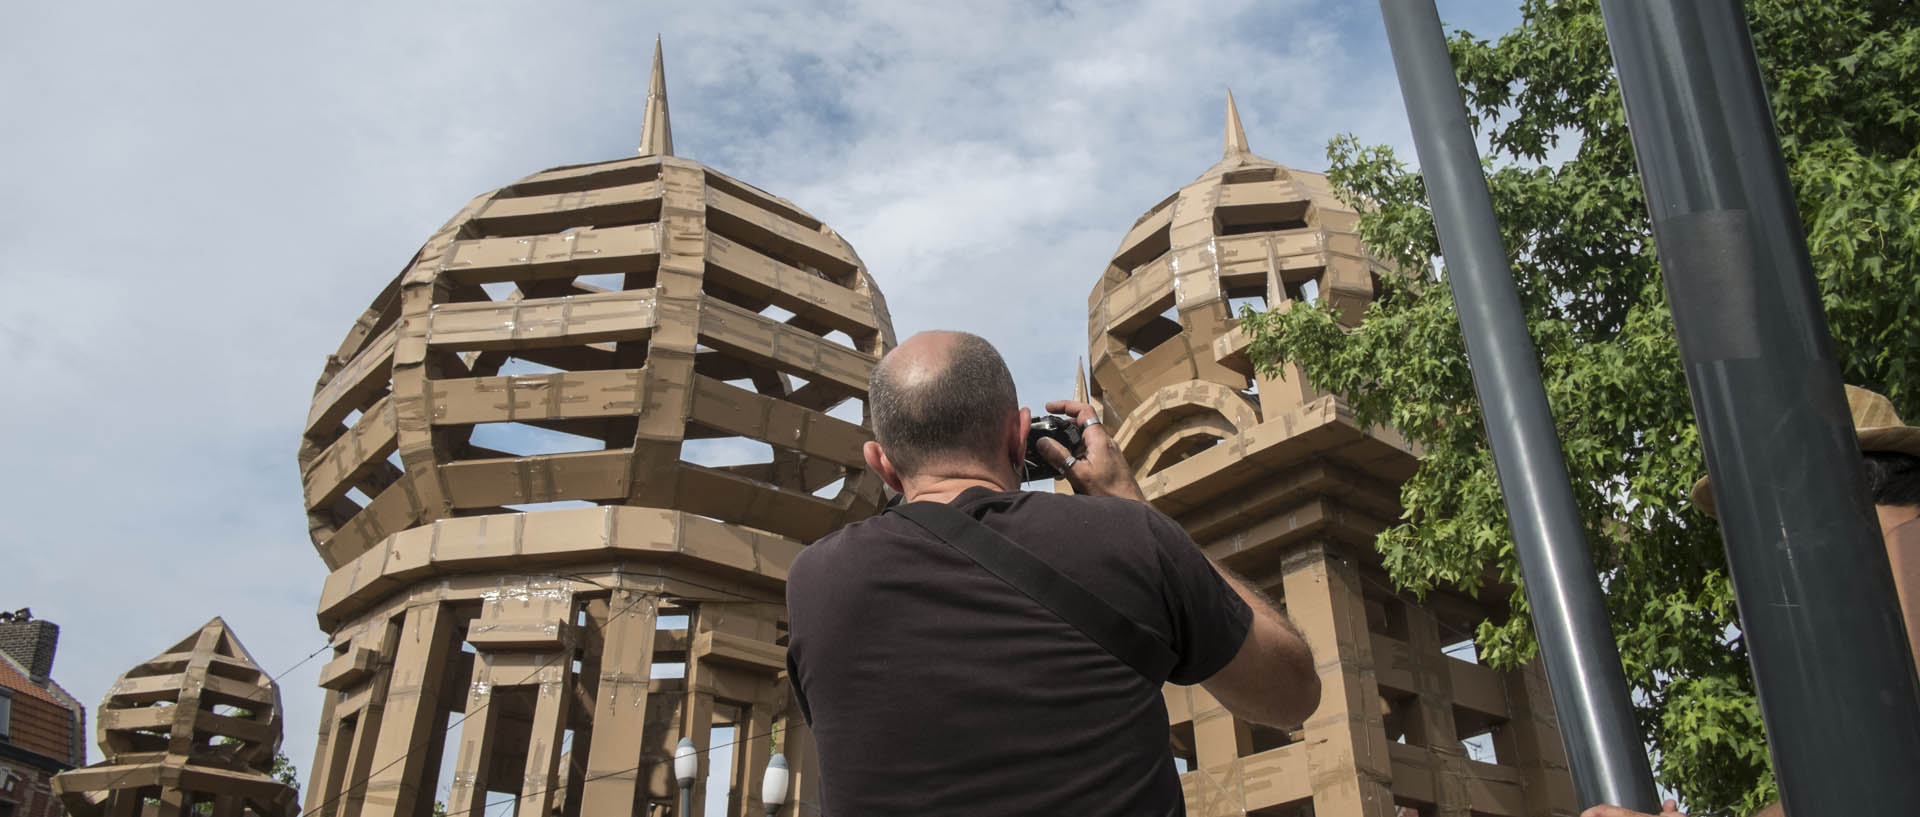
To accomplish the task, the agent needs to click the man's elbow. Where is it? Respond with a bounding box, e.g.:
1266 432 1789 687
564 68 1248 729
1228 657 1322 728
1287 669 1322 724
1267 664 1322 727
1201 615 1323 727
1268 629 1322 726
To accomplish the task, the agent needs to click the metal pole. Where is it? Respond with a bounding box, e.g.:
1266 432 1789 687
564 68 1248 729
1595 1 1920 813
1377 1 1660 810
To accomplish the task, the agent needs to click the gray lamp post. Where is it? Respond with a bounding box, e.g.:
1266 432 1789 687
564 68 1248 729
1375 0 1657 809
673 738 699 816
760 754 789 817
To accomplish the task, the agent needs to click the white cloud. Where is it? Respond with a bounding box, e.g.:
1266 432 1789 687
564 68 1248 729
0 0 1522 788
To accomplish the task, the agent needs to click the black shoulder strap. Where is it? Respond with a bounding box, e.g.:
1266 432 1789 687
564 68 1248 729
892 500 1177 681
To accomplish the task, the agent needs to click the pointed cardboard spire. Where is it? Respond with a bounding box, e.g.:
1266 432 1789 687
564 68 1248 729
1224 89 1250 157
639 36 674 157
104 617 283 768
1074 357 1090 403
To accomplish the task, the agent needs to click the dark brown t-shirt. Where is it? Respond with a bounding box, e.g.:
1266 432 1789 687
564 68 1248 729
786 486 1253 816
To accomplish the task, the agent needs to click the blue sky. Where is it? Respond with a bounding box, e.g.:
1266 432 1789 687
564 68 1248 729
0 0 1527 799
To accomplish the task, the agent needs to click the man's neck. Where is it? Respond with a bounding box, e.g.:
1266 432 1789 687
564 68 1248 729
901 465 1018 505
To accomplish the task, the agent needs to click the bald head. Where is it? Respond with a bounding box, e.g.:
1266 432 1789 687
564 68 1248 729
869 331 1019 476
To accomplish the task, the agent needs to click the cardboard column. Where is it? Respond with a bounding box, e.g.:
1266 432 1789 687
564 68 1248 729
1497 660 1578 816
1190 686 1250 770
739 701 776 816
445 655 503 817
779 703 821 817
514 656 572 817
1284 545 1396 817
642 680 687 811
359 602 454 817
318 712 359 817
107 789 141 817
579 589 659 817
332 623 400 817
334 701 381 817
154 785 190 817
559 644 595 817
571 593 617 785
1403 604 1470 817
308 675 349 817
680 605 719 817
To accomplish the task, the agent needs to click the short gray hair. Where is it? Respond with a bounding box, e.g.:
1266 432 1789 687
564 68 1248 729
868 332 1018 476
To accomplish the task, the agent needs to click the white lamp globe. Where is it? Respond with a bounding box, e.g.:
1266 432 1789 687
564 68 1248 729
673 738 699 786
761 754 790 812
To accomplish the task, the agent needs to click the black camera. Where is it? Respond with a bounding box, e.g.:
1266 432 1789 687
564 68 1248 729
1022 415 1086 482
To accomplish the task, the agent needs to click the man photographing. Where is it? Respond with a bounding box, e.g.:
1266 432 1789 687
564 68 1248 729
785 330 1320 816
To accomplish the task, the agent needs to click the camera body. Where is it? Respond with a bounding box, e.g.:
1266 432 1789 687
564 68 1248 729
1022 414 1085 482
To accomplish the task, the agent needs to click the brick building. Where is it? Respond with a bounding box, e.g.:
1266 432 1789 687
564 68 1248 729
0 612 86 817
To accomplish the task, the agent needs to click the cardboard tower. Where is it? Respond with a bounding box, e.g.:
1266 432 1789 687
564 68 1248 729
1083 95 1578 817
296 42 892 817
52 619 298 817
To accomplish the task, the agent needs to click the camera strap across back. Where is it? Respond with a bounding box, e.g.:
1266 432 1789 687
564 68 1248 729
891 500 1177 681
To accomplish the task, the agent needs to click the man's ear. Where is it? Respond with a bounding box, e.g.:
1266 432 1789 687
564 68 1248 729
1009 406 1032 477
863 440 904 493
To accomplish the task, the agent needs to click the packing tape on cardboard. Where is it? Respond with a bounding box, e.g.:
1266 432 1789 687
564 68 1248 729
469 672 493 703
514 458 541 507
1190 757 1247 817
402 579 453 610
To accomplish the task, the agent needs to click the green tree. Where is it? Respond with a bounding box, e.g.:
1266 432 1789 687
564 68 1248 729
270 752 302 802
1242 1 1920 813
215 707 302 803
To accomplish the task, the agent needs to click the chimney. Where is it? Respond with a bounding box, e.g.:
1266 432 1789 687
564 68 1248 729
0 611 58 684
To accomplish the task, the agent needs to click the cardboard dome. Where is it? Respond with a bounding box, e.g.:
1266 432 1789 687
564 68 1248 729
298 46 896 571
1086 93 1386 479
54 619 296 817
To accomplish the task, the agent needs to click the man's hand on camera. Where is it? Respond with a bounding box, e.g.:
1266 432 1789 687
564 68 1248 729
1036 399 1147 503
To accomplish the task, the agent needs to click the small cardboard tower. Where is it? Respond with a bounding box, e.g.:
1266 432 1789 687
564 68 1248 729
1084 95 1578 817
52 618 297 817
297 41 892 817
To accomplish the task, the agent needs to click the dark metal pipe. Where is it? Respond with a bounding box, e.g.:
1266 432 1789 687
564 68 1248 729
1595 1 1920 812
1377 0 1661 810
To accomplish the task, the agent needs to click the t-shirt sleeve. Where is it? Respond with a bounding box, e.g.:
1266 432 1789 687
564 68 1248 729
1144 505 1254 685
784 545 817 725
786 649 814 726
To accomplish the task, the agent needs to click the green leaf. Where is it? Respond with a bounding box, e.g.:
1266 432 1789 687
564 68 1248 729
1245 0 1920 811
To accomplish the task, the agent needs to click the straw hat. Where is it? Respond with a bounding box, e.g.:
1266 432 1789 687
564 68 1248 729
1692 385 1920 517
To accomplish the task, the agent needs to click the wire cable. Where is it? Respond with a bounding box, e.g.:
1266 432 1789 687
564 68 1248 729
71 633 345 802
295 580 668 817
476 722 811 817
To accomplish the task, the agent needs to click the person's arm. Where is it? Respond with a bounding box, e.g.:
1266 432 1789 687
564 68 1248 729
1038 398 1320 727
1202 564 1321 726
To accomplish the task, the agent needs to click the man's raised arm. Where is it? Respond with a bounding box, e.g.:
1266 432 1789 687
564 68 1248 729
1037 398 1321 727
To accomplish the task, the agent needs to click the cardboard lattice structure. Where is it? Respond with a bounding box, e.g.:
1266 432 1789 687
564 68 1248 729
298 42 890 817
52 618 297 817
1083 95 1579 817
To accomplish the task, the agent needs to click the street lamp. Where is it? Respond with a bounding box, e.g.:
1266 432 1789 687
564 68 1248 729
760 754 789 817
674 738 699 816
